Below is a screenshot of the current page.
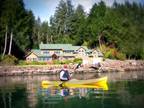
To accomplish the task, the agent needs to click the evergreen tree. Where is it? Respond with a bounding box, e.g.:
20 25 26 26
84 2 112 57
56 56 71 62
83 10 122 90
0 0 35 58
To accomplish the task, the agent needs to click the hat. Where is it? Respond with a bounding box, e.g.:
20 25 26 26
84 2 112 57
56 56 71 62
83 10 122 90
64 64 67 68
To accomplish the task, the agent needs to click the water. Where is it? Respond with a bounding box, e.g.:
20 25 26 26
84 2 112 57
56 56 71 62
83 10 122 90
0 71 144 108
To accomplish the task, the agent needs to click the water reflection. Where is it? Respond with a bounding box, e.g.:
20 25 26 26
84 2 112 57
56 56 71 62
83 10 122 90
0 71 144 108
37 86 107 107
0 84 30 108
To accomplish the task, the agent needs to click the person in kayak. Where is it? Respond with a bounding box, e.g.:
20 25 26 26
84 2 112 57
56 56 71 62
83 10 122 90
59 65 71 81
59 65 71 87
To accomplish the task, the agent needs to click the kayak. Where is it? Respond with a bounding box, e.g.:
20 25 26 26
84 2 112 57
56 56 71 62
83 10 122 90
41 76 108 90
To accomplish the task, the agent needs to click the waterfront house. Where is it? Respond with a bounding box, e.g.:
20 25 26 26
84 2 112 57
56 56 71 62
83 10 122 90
26 43 88 62
26 43 103 63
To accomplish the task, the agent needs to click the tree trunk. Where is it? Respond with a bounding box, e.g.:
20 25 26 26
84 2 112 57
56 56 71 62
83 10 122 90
38 31 40 44
8 31 13 55
46 34 49 43
2 26 8 58
99 33 102 50
51 35 53 43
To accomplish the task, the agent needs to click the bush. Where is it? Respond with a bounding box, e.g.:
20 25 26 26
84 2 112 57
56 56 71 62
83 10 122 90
53 59 73 64
53 60 62 64
102 46 126 60
73 58 82 64
0 55 2 62
0 55 18 65
116 52 126 60
140 49 144 60
18 60 47 65
104 48 115 59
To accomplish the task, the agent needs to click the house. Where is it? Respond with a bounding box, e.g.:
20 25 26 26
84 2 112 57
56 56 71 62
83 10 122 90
26 43 88 62
26 43 103 63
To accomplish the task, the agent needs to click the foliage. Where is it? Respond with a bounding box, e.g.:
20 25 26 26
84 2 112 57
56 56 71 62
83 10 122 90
18 60 47 65
53 59 73 64
100 44 126 60
0 0 34 58
0 55 2 61
0 0 144 60
0 55 18 65
73 58 82 64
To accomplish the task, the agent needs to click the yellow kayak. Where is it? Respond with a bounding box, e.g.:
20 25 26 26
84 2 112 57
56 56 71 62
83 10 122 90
41 76 108 90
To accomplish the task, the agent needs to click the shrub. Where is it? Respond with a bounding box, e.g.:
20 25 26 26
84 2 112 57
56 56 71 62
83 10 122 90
0 55 2 61
0 55 18 65
53 59 73 64
102 46 126 60
19 61 47 65
140 49 144 60
104 48 115 59
73 58 82 64
53 60 62 64
116 52 126 60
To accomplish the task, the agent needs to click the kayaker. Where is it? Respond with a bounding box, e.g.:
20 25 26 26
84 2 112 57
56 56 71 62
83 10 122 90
59 65 71 81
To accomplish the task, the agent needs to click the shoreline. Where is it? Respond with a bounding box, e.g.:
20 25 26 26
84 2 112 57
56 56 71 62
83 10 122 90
0 60 144 76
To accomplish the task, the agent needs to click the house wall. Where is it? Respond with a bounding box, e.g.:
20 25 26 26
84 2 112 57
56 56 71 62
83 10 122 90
38 57 52 61
41 49 63 55
77 47 86 56
92 50 99 58
26 44 103 63
26 53 38 61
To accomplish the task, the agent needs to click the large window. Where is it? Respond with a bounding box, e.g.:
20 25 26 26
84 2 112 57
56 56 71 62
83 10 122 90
54 51 60 54
39 57 51 61
64 50 73 53
43 51 49 54
32 58 37 61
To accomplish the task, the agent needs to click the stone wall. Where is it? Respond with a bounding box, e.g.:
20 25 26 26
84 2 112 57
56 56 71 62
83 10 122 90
0 60 144 76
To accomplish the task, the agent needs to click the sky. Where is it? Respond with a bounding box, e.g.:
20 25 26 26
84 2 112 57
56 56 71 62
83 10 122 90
23 0 144 22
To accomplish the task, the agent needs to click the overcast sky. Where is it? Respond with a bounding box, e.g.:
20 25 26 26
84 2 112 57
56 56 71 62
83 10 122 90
23 0 144 22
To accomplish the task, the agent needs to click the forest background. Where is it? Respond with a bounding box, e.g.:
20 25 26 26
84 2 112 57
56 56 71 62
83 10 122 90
0 0 144 64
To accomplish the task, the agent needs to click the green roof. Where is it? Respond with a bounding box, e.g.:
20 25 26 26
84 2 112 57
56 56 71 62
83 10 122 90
39 43 88 51
39 44 72 50
31 49 51 57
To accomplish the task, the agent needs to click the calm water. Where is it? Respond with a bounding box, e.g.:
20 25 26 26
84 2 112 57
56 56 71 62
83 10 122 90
0 71 144 108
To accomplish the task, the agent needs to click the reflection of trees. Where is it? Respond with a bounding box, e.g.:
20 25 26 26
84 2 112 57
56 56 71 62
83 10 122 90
110 80 144 107
8 92 12 108
26 82 37 108
2 91 6 108
0 86 30 108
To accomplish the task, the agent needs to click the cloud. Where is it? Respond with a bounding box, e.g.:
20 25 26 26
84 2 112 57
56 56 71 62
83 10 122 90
24 0 143 22
72 0 94 12
103 0 142 6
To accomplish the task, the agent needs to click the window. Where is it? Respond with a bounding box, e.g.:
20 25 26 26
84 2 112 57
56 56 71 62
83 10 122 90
33 58 37 61
43 51 49 54
54 51 60 54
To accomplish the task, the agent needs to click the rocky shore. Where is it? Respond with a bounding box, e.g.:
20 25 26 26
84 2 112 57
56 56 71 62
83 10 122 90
0 60 144 76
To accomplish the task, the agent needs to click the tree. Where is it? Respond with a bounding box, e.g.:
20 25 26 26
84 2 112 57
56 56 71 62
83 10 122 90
73 4 86 45
86 1 107 48
40 21 50 43
54 0 67 36
0 0 35 58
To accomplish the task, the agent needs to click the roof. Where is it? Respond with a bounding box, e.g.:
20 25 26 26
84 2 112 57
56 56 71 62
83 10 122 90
39 43 88 51
40 44 72 50
31 49 51 57
75 46 88 51
92 49 103 57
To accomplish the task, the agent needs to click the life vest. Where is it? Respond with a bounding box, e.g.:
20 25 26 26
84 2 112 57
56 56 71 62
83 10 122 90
60 69 70 81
